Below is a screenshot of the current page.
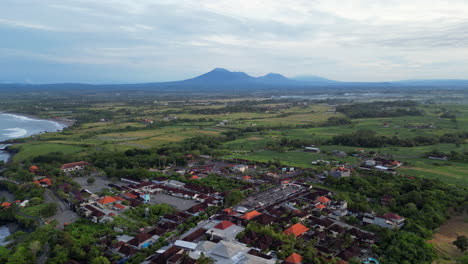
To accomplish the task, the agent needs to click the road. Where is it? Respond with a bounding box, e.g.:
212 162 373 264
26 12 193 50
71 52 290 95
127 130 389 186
43 190 79 227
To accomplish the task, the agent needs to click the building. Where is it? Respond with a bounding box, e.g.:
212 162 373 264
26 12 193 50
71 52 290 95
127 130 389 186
330 167 351 178
283 223 309 238
61 161 90 172
304 147 320 153
363 213 405 229
284 253 302 264
192 240 276 263
207 221 245 241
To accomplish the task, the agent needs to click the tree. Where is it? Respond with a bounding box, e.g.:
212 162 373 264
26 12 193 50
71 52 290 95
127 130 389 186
8 246 35 264
29 240 42 256
453 235 468 252
90 256 111 264
87 177 96 185
197 253 214 264
225 190 245 206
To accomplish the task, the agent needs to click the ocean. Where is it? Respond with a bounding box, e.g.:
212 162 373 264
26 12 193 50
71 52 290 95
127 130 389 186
0 113 66 162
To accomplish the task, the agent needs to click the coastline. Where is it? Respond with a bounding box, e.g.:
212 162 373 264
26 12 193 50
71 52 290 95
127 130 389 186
0 112 72 161
0 111 75 128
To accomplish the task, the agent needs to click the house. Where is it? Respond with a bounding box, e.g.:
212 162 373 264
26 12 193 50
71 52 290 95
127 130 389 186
207 221 245 241
232 164 248 173
317 196 331 205
128 232 159 249
363 213 405 229
33 178 52 188
284 253 302 264
29 165 39 173
114 203 126 211
304 147 320 153
193 240 276 264
61 161 90 172
381 195 394 206
330 167 351 178
283 223 309 237
252 214 276 225
1 202 11 208
240 210 262 221
98 196 118 206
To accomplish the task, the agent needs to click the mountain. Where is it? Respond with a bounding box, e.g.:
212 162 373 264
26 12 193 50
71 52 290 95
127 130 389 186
182 68 253 83
256 73 292 84
0 68 467 92
293 75 337 83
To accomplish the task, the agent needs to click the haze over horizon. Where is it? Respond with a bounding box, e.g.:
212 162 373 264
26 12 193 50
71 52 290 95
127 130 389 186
1 0 468 84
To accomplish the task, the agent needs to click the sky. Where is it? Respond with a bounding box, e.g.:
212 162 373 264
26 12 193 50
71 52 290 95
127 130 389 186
1 0 468 83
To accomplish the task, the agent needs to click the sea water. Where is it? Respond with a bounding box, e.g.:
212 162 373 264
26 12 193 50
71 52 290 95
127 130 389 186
0 113 66 162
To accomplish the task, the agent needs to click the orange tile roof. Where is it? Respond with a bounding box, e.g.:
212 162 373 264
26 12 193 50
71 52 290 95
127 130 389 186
114 196 126 201
41 178 52 186
318 196 331 204
190 175 199 179
114 203 125 209
1 202 11 207
285 253 303 264
284 223 309 237
240 210 262 220
315 204 326 209
98 196 118 205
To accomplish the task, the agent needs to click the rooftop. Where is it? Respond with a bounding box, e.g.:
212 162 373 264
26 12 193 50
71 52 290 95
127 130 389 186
284 223 309 237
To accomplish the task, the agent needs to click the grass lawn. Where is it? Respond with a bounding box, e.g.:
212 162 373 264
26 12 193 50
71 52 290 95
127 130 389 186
11 143 86 162
225 150 360 168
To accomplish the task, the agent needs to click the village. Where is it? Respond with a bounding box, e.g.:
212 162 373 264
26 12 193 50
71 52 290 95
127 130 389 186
8 150 411 264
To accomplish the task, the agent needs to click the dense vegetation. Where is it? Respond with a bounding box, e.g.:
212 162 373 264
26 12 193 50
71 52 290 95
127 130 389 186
336 101 423 118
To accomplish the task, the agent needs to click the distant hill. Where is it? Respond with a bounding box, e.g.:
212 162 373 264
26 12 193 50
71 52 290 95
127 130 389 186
0 68 467 92
293 75 337 83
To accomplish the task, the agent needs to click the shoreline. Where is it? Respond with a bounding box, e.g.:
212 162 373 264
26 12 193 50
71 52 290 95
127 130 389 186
0 111 75 128
0 112 72 161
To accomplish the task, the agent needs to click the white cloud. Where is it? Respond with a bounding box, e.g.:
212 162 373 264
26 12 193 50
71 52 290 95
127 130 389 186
1 0 468 82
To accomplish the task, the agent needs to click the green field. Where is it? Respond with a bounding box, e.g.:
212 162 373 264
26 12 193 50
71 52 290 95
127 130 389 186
10 143 86 162
5 98 468 187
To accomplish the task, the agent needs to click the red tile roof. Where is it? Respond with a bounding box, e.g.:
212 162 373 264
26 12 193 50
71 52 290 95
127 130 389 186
285 253 302 264
98 196 118 205
283 223 309 237
190 175 199 179
242 176 251 180
61 161 90 169
125 193 138 199
383 213 402 220
1 202 11 207
241 210 262 220
214 220 234 230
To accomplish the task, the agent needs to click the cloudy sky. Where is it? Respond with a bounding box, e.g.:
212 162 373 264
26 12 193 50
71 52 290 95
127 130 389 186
1 0 468 83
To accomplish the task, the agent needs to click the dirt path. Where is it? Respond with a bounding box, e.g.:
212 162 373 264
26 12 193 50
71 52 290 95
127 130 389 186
428 213 468 263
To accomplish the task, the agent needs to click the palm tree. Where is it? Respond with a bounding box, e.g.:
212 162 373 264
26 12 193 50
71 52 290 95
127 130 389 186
197 253 214 264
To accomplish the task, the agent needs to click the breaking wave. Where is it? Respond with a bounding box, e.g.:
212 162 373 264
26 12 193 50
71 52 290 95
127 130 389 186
3 128 28 138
